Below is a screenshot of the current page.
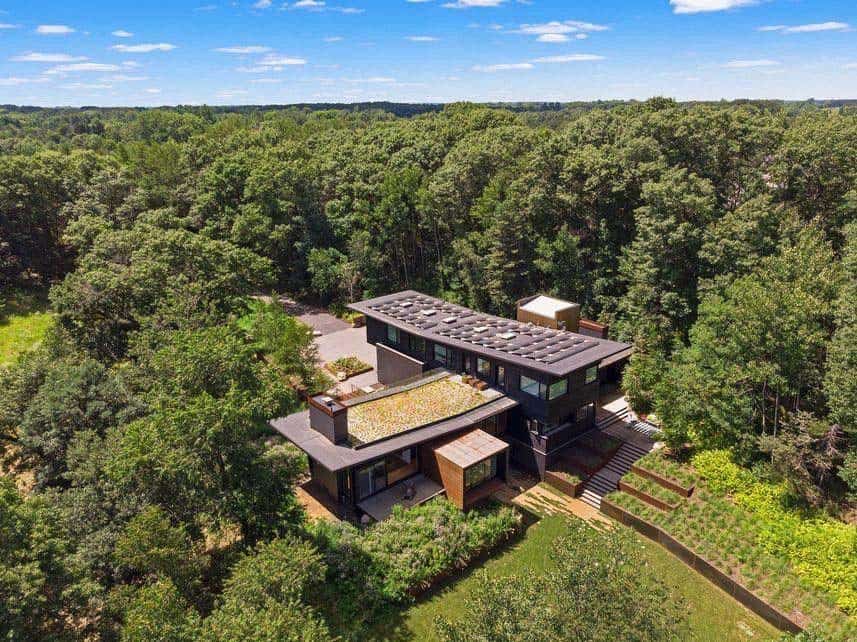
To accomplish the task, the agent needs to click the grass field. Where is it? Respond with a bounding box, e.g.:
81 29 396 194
366 514 782 642
0 289 53 366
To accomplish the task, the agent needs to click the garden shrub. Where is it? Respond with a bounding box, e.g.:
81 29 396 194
691 449 753 494
305 499 521 637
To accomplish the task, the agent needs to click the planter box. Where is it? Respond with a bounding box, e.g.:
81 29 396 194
630 463 694 497
544 470 585 497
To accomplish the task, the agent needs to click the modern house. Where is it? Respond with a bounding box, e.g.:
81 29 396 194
274 290 631 518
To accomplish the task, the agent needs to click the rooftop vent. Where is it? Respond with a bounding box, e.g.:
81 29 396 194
399 301 413 308
473 326 488 333
443 316 457 323
421 309 437 317
498 331 517 340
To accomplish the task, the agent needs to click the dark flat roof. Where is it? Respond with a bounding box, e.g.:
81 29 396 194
271 396 518 472
349 290 631 378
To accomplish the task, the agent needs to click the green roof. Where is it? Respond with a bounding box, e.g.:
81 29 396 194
346 374 502 445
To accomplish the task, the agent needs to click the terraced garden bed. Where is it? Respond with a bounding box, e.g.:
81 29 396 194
618 471 682 511
633 450 696 496
606 470 856 640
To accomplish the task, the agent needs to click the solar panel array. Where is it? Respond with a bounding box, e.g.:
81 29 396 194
368 293 598 366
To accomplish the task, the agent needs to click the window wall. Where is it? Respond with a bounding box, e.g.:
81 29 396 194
464 455 498 490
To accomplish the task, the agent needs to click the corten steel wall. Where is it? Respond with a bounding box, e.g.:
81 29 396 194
435 451 465 508
600 498 804 635
308 399 349 444
376 343 427 385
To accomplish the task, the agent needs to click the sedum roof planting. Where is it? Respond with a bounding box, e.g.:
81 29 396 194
346 374 501 445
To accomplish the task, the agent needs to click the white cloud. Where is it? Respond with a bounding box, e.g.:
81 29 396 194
253 0 272 7
144 88 161 94
111 43 176 53
0 23 20 29
472 62 533 72
324 36 343 42
443 0 506 8
259 54 307 65
758 22 850 34
531 54 605 63
103 74 149 82
250 77 282 83
47 62 122 73
0 76 50 86
518 21 608 35
670 0 758 13
36 24 75 35
537 33 568 43
214 45 272 54
344 76 397 83
11 52 88 62
61 82 112 90
121 60 142 68
293 0 325 7
723 59 780 68
406 36 438 41
112 30 133 37
216 89 249 98
845 63 857 70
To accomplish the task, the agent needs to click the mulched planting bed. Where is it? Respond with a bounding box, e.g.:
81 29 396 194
607 479 856 640
575 431 623 457
561 446 609 476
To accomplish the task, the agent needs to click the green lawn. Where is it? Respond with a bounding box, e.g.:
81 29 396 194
366 514 782 642
0 289 54 366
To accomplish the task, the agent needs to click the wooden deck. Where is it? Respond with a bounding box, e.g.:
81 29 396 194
357 474 444 521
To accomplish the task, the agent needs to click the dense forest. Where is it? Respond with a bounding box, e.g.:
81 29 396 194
1 99 855 640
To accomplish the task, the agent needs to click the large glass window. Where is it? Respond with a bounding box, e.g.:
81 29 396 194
520 374 546 399
355 460 387 500
477 357 491 378
585 365 598 385
387 324 399 344
496 365 506 389
464 456 498 490
434 343 449 366
548 378 568 400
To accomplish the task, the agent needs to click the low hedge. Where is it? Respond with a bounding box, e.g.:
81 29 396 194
306 499 521 637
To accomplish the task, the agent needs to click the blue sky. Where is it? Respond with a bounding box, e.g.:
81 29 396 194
1 0 855 106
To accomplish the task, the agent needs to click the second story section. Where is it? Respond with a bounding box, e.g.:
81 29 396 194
348 291 632 433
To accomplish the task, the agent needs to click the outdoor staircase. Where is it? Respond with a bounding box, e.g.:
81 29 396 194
579 441 651 510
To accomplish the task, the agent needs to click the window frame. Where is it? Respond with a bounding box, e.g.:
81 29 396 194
387 324 399 345
520 374 546 399
585 365 598 385
496 365 506 389
477 357 491 379
548 378 568 400
433 343 449 366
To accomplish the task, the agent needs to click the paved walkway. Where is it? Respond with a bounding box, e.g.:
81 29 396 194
493 468 612 525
